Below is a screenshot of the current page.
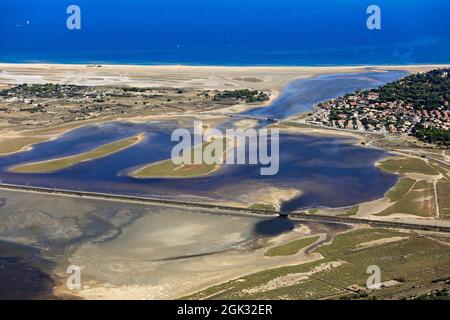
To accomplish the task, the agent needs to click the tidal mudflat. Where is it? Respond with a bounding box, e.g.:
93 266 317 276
0 189 347 299
0 240 57 300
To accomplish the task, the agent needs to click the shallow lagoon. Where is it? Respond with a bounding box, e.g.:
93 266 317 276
245 70 407 119
0 71 405 212
0 124 397 213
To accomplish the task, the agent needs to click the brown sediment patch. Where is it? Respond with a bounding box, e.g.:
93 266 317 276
272 122 366 145
241 261 345 295
354 236 409 250
240 187 303 211
354 197 394 218
233 77 264 83
234 119 259 130
379 280 402 288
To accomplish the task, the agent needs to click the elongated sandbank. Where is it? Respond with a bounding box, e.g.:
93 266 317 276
9 133 145 173
132 137 232 179
0 119 109 156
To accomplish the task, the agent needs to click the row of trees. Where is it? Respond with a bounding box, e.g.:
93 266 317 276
213 89 269 103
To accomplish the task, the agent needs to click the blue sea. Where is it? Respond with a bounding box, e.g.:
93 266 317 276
1 0 449 66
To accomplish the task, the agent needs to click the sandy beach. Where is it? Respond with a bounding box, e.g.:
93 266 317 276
1 63 448 90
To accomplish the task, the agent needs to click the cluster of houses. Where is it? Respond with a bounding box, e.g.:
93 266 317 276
306 92 450 135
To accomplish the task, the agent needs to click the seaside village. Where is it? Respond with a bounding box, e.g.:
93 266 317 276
306 72 450 135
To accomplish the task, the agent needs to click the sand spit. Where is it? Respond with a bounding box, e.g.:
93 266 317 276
1 63 447 90
240 187 303 211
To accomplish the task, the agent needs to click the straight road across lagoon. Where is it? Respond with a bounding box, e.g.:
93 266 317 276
1 182 449 233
